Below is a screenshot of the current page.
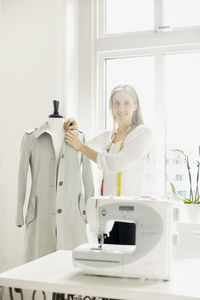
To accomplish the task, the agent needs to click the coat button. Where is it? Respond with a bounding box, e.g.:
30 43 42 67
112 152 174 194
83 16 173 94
59 181 63 186
57 209 62 214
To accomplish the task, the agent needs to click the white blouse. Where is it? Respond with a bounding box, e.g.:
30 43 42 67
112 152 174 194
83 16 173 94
88 125 153 197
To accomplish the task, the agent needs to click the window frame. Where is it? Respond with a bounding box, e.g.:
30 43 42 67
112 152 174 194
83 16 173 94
96 0 200 38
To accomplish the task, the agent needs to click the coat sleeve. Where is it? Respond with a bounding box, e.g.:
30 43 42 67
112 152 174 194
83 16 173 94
97 126 152 174
15 134 31 226
81 134 94 210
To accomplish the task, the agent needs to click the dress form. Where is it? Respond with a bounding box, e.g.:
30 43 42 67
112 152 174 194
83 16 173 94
47 117 64 160
48 100 64 171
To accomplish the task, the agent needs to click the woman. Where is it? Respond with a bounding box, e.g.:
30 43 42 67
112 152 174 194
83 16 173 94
65 85 152 245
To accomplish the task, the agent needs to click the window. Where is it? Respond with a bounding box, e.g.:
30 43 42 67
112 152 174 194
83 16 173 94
105 56 155 130
163 0 200 28
165 52 200 198
177 190 187 197
105 0 154 34
175 175 183 181
79 0 200 199
172 159 180 164
165 52 200 152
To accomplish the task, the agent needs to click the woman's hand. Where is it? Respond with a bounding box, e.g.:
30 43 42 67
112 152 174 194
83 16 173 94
66 131 98 162
65 130 83 151
64 118 78 131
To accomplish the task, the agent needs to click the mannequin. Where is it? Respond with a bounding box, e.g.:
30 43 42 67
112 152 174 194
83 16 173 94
48 100 64 167
16 99 94 262
17 101 64 229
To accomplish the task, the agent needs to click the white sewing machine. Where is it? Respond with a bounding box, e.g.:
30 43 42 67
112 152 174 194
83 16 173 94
73 196 173 280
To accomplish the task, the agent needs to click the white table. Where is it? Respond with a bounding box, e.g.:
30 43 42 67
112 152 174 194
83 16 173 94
0 250 200 300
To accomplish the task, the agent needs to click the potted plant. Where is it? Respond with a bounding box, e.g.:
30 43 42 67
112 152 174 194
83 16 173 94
170 149 200 223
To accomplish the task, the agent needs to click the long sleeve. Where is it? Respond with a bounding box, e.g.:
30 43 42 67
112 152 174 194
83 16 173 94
97 126 152 174
88 131 112 152
15 134 30 226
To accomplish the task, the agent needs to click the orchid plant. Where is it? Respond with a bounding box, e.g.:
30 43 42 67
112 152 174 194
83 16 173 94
170 149 200 204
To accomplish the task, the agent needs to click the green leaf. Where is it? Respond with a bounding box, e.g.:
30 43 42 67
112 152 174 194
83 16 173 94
194 195 200 204
183 198 193 204
170 182 185 201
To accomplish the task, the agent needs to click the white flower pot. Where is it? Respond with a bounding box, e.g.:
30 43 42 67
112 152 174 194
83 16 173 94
179 204 200 224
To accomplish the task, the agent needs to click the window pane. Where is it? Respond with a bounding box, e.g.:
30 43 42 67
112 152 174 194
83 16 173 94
105 0 154 34
165 52 200 202
164 0 200 27
106 56 155 130
106 56 157 198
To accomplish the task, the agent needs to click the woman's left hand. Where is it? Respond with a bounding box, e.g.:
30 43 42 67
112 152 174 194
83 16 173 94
65 131 83 151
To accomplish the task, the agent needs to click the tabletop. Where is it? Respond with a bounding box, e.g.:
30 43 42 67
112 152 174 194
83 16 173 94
0 250 200 300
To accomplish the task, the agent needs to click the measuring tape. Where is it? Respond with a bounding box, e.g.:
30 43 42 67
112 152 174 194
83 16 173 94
117 138 124 196
101 137 125 196
100 121 135 196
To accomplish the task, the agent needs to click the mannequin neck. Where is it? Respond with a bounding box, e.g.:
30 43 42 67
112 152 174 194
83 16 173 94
47 117 64 135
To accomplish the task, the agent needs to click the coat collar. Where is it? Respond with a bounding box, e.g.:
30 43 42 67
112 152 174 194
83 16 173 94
34 122 52 138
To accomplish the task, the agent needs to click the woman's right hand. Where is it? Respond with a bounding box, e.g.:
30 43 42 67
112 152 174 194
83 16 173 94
64 118 78 131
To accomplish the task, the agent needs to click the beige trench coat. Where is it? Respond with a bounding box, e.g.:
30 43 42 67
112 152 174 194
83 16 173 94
15 122 94 262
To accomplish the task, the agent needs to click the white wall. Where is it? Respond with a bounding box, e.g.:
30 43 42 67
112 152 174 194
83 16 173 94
78 0 93 138
65 0 79 120
0 0 80 272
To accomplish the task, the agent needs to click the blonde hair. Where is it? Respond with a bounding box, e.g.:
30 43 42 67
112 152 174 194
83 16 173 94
109 85 144 133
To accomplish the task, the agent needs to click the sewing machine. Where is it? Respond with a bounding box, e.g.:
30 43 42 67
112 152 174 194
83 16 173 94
73 196 172 280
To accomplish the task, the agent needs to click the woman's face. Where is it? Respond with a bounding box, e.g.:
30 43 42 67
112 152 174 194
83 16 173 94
112 91 137 122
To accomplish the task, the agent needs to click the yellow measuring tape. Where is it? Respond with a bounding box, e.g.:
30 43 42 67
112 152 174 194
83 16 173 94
103 134 128 197
104 122 134 196
117 138 125 196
